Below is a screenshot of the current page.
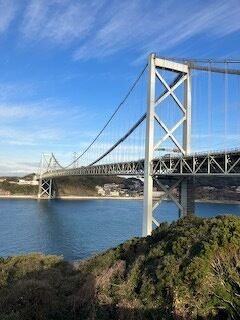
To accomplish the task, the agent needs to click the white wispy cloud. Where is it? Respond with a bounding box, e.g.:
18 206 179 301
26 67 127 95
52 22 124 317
73 0 153 60
0 101 98 148
0 82 37 101
141 0 240 53
0 0 17 33
73 0 240 61
0 160 39 176
21 0 104 44
0 102 62 119
1 1 239 60
0 99 96 123
0 126 61 146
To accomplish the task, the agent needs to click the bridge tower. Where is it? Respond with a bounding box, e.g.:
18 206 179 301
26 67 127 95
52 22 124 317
38 154 56 200
143 53 194 236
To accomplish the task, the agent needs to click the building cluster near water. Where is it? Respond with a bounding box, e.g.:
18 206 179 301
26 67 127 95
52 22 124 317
95 180 165 198
96 181 143 197
0 177 38 186
0 177 39 196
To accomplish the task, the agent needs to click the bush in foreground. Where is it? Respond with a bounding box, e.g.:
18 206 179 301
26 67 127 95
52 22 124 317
0 215 239 319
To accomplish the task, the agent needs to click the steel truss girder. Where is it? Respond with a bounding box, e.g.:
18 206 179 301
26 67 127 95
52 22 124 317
38 149 240 180
152 151 240 176
40 159 145 178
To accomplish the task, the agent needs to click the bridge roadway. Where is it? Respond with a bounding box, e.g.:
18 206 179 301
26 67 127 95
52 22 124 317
40 149 240 179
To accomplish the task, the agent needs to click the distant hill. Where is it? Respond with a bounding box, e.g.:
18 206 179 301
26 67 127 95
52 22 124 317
194 176 240 202
22 173 36 181
0 180 38 195
54 176 126 196
0 173 239 201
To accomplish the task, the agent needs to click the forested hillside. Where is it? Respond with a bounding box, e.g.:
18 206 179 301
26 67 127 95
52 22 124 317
54 176 125 196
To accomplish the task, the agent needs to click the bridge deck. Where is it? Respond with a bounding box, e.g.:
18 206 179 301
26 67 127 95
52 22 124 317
40 149 240 179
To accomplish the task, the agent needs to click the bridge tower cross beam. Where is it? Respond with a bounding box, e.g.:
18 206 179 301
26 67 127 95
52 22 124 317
143 53 192 236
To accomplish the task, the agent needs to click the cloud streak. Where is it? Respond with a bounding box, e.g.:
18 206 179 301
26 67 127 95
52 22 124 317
0 161 39 176
1 1 239 61
0 82 37 101
0 126 61 146
73 0 240 61
0 102 62 120
21 0 105 44
0 0 17 33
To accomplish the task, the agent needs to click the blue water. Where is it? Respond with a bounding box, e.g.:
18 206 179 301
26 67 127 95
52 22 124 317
0 199 239 260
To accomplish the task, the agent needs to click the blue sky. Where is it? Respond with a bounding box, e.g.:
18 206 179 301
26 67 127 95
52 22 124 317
0 0 240 175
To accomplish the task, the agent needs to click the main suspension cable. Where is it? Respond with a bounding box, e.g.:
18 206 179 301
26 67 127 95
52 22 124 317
60 63 148 169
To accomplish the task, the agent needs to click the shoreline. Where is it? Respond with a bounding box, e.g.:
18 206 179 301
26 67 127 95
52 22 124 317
0 195 143 201
56 195 143 201
195 199 240 205
0 195 36 199
0 194 239 204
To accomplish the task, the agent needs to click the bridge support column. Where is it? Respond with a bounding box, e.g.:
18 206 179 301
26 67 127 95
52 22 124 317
179 178 195 217
143 53 156 237
143 53 192 236
38 178 55 200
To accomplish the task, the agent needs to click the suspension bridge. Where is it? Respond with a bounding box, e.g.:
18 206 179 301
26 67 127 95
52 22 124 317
37 53 240 236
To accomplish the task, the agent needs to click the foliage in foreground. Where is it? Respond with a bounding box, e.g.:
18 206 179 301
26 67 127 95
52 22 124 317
0 215 239 319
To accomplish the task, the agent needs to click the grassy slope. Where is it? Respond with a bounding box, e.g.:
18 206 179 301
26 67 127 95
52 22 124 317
0 215 239 320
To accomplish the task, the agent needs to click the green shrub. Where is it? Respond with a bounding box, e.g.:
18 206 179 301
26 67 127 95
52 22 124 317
0 215 239 319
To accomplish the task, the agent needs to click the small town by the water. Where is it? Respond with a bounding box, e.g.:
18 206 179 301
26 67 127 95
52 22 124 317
0 1 239 319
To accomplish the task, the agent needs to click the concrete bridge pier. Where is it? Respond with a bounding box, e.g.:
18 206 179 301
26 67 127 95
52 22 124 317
179 177 195 217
